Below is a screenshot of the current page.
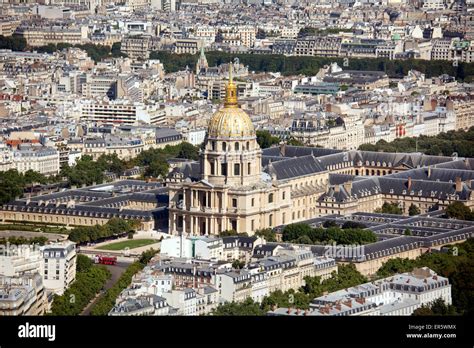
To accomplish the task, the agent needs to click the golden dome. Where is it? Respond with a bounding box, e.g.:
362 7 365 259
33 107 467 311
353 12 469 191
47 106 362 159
207 63 255 139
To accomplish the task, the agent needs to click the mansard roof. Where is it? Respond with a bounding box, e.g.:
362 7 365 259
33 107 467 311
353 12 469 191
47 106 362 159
266 155 326 180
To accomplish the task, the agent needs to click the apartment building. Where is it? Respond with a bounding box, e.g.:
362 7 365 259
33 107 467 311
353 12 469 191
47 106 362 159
42 242 77 296
121 35 152 60
431 39 453 61
446 97 474 131
11 145 60 176
294 37 341 57
80 101 166 125
15 24 88 47
0 273 48 316
270 268 451 316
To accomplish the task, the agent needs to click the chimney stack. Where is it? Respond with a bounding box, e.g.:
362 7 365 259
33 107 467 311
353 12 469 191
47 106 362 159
407 177 412 191
455 177 462 192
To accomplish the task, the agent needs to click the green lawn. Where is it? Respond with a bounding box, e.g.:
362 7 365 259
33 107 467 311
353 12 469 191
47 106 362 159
95 239 158 251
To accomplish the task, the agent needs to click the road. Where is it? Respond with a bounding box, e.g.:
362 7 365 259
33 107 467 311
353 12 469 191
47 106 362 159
81 260 130 316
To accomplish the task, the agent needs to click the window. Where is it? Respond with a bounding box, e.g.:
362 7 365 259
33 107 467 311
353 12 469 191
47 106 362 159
232 198 237 208
234 163 240 176
269 214 273 226
282 191 286 200
210 162 215 175
222 142 227 151
248 162 251 175
251 220 255 230
268 193 274 203
251 198 255 206
282 212 286 224
221 163 227 176
235 142 239 151
211 141 216 151
246 141 250 150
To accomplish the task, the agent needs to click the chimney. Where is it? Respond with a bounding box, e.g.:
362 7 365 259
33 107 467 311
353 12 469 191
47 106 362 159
355 297 365 305
287 307 292 314
407 177 412 191
335 304 342 311
455 177 462 192
279 143 286 157
334 185 340 193
343 299 352 308
427 167 431 179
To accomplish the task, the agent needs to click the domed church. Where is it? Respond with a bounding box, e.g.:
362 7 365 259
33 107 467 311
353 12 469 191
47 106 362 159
168 65 291 236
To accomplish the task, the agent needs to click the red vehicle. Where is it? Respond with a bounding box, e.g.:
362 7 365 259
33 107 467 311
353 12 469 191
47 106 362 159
94 255 117 265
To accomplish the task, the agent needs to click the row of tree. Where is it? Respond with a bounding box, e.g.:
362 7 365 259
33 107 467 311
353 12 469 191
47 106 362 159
0 169 51 204
59 142 199 188
150 50 474 81
49 255 111 315
211 264 367 315
0 236 48 245
0 35 126 62
68 218 140 244
376 239 474 315
90 248 158 315
359 127 474 158
281 223 377 245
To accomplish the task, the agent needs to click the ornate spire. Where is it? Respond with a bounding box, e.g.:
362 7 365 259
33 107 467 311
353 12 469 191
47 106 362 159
224 62 238 108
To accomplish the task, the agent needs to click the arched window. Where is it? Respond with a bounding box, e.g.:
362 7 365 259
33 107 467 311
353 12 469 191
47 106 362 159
246 141 250 150
268 193 274 203
235 142 239 151
222 142 227 151
269 214 273 227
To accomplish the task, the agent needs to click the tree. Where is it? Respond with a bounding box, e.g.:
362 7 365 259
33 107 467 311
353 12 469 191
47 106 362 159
145 160 169 178
76 254 93 273
254 228 277 242
342 221 366 229
408 204 421 216
322 220 338 228
256 130 280 149
404 228 412 236
0 35 27 51
375 202 403 215
232 260 245 269
294 235 313 244
282 223 313 242
286 137 304 146
445 202 474 221
96 154 125 175
111 42 127 57
176 142 199 160
413 298 458 316
211 298 265 316
139 249 158 265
